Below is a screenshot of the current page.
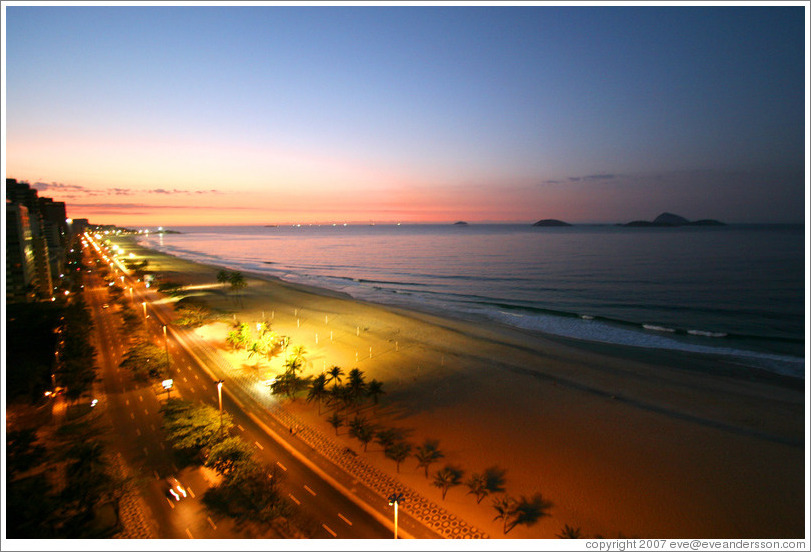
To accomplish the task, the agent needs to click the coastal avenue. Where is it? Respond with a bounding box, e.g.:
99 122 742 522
82 234 427 539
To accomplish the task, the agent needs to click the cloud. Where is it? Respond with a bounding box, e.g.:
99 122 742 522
148 188 221 195
32 181 87 192
542 173 617 185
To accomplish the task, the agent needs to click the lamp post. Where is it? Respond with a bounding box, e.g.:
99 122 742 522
388 492 404 539
217 380 224 437
162 325 170 370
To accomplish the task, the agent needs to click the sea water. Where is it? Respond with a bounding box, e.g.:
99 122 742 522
139 224 806 378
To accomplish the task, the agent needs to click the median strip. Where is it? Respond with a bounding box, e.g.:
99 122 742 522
304 485 316 496
322 524 337 537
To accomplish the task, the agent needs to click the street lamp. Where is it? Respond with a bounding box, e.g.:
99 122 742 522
388 492 404 539
217 380 224 437
162 325 171 370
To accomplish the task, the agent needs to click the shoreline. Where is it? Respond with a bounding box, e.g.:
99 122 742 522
120 236 806 538
140 233 806 376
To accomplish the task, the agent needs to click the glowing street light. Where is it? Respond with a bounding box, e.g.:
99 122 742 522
388 492 405 539
217 380 224 436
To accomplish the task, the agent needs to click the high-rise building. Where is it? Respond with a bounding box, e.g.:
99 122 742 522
6 179 56 297
6 201 38 302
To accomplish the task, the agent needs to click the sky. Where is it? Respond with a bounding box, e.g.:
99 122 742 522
2 3 808 226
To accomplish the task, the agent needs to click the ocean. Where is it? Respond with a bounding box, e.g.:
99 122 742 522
139 224 806 379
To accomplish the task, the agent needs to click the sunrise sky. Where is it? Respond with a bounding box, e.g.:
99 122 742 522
3 3 808 226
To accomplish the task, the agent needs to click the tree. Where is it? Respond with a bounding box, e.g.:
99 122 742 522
161 399 233 452
557 524 583 538
119 340 169 381
347 368 367 405
228 271 247 306
384 441 412 473
205 437 256 477
492 495 518 534
414 439 444 478
375 427 402 451
366 378 385 407
326 365 344 388
216 269 230 285
290 345 307 363
351 423 375 452
327 412 343 435
512 493 553 530
432 465 463 499
492 493 552 534
483 465 507 494
247 341 264 366
466 472 489 503
306 374 328 415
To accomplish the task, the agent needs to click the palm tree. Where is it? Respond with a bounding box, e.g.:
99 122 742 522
366 379 385 408
353 424 375 452
247 341 263 366
483 465 507 494
374 427 401 451
557 524 583 539
384 441 411 473
291 345 307 362
466 472 489 503
414 439 444 478
307 374 328 415
326 412 343 435
228 271 247 306
236 323 252 351
492 495 518 534
216 270 230 285
432 465 463 500
347 368 366 405
283 355 303 375
326 365 344 388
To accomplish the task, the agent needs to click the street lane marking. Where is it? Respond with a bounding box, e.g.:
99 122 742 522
144 408 149 415
288 493 300 505
136 429 141 436
125 399 130 406
254 441 264 450
142 447 148 455
207 517 217 530
150 424 156 431
139 395 144 402
166 498 175 509
183 376 188 382
194 374 199 380
322 524 337 537
276 461 287 471
237 424 245 431
185 528 194 539
304 485 316 496
154 470 160 480
338 513 352 526
130 412 135 419
187 486 195 498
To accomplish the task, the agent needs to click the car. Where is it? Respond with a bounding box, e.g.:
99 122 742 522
166 476 187 501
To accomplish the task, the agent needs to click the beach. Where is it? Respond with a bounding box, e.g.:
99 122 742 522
124 237 806 539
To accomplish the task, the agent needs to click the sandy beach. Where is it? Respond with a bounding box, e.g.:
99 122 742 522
123 237 806 539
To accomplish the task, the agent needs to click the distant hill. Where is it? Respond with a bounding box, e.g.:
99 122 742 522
532 219 571 227
453 221 469 225
623 212 724 227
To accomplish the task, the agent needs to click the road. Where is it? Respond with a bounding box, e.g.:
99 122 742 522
82 237 433 539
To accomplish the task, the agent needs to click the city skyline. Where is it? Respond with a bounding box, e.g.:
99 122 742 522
3 3 808 226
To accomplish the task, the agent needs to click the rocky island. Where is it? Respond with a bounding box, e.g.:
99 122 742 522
623 212 725 227
532 219 571 227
